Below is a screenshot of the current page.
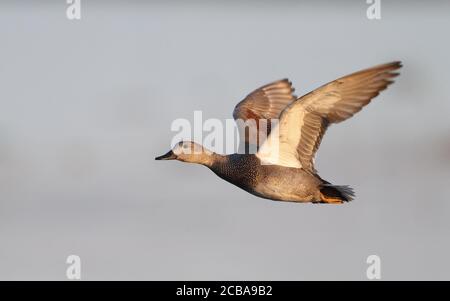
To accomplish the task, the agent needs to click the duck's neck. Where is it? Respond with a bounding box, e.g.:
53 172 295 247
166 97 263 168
202 152 227 168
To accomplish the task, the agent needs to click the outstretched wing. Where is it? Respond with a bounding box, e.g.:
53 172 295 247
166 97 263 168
233 79 296 150
256 61 402 172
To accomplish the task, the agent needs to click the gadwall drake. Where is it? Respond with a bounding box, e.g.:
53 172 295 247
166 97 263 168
156 62 402 203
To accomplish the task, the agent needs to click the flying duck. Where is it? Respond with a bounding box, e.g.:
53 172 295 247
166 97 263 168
156 62 402 203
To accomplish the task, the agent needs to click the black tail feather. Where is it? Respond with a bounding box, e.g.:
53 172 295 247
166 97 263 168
320 184 355 203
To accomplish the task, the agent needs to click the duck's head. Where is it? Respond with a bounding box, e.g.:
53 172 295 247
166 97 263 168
155 141 214 166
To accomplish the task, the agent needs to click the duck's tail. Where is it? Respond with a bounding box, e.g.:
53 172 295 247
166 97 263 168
319 184 355 204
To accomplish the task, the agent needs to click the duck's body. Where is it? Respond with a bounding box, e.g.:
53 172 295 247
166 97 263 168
156 62 402 204
209 154 324 203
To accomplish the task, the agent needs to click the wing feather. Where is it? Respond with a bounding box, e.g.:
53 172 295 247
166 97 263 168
257 61 402 171
233 79 296 149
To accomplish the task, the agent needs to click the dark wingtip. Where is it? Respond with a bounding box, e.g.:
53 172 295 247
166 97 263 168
389 61 403 69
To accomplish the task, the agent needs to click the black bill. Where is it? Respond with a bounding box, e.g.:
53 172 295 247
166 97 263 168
155 150 177 160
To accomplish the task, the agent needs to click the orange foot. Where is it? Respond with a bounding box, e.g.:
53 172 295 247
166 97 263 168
319 192 344 204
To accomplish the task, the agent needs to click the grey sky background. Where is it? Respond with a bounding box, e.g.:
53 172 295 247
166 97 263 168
0 1 449 280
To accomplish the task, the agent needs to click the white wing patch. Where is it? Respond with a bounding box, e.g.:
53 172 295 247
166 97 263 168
256 106 305 168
